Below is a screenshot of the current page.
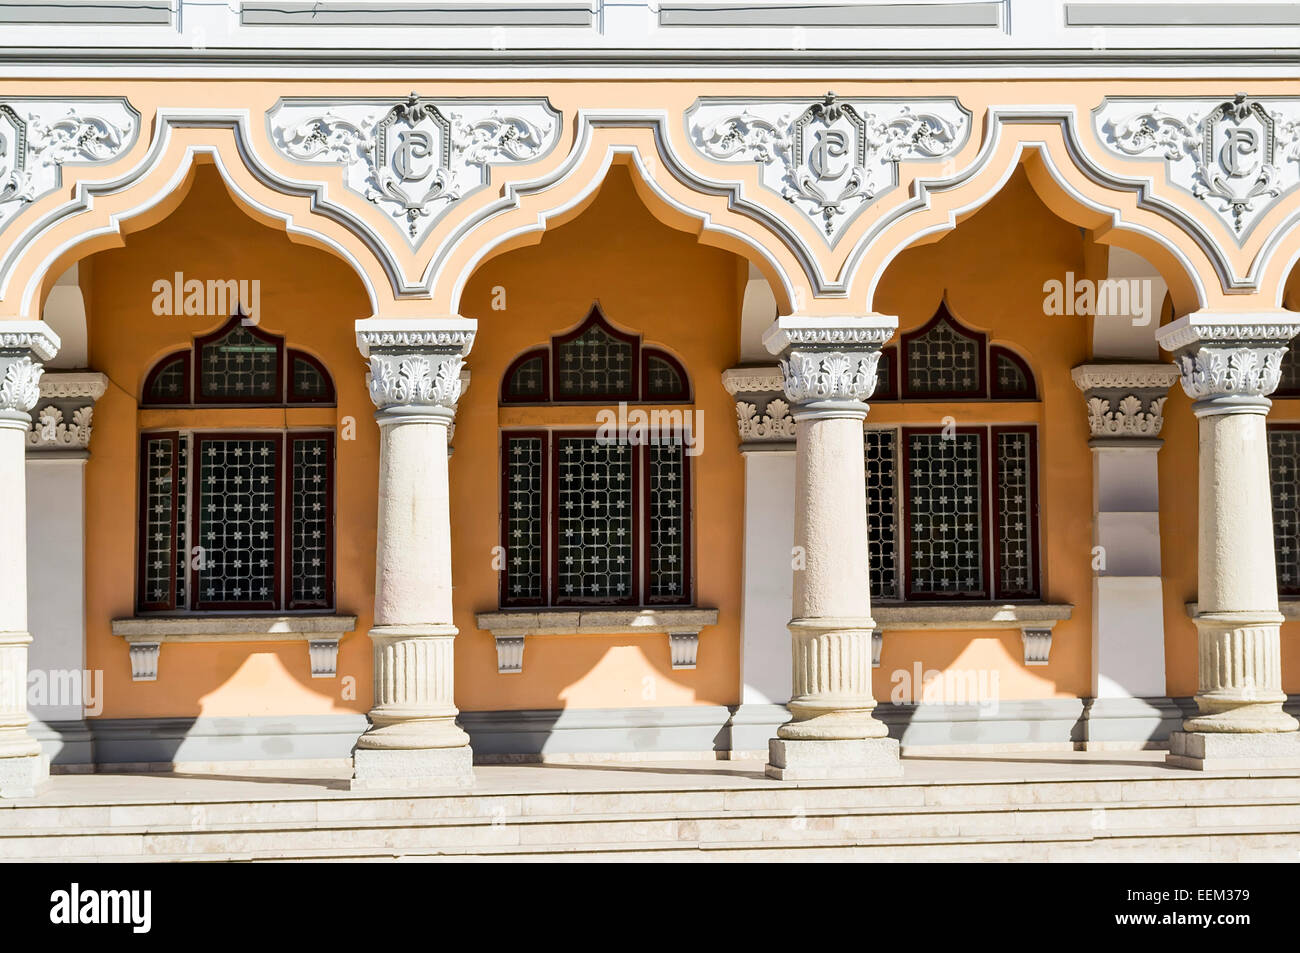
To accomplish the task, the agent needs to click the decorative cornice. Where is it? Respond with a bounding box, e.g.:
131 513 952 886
721 366 783 396
761 315 898 354
0 322 60 362
1155 310 1300 353
1070 363 1181 391
37 370 108 400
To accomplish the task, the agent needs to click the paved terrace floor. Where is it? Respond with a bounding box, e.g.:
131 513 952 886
6 751 1297 806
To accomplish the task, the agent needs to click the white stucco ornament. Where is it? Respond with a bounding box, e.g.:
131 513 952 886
1095 93 1300 240
269 94 560 247
687 93 969 244
0 99 138 237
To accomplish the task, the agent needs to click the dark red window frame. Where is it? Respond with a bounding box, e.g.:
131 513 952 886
551 307 641 403
136 431 183 612
499 428 693 609
1267 422 1300 596
141 351 192 407
287 349 338 405
989 346 1038 401
193 315 287 406
191 431 285 612
137 428 336 614
500 348 552 404
900 301 989 400
140 316 336 408
901 425 995 601
990 424 1041 600
872 345 898 401
642 348 692 402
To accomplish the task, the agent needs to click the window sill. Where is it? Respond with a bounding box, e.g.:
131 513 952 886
111 615 357 681
871 603 1072 667
475 607 719 674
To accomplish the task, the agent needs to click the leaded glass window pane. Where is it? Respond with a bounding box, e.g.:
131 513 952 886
555 437 634 602
994 353 1031 397
506 355 547 400
504 436 545 603
555 324 634 399
199 325 279 400
648 441 687 601
1269 429 1300 592
865 429 900 601
290 356 331 402
141 435 179 608
196 437 279 607
1278 347 1300 397
147 355 188 404
646 356 684 398
290 436 331 607
875 351 892 399
906 315 981 395
996 430 1036 597
907 432 985 597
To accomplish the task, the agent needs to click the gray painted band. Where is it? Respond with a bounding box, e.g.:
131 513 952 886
241 2 595 27
461 705 733 755
1066 3 1300 27
91 714 369 764
659 2 1000 28
0 1 171 24
30 719 94 766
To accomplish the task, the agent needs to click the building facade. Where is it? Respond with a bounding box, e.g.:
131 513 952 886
3 0 1300 792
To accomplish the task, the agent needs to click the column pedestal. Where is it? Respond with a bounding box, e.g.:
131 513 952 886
762 315 901 780
1159 311 1300 769
351 319 476 790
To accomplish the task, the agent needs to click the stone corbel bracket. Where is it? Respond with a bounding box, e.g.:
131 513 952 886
26 370 108 452
476 608 719 675
1070 363 1180 442
112 616 357 682
721 366 795 447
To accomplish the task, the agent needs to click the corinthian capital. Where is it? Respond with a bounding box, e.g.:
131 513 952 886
356 317 477 415
1156 311 1300 410
762 315 896 408
0 322 60 423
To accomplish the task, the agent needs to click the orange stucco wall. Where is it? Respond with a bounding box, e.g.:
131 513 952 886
872 168 1093 701
78 154 1298 726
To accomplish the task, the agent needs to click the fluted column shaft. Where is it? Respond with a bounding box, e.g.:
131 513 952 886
0 322 60 798
762 315 898 779
1159 311 1300 735
351 318 476 789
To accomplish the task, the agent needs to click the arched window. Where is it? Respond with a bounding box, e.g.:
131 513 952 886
499 306 693 608
865 300 1041 602
136 316 336 613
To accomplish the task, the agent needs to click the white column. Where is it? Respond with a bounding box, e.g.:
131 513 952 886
24 372 107 767
351 317 476 790
0 322 60 798
1158 311 1300 769
721 367 795 752
1071 363 1182 746
761 315 901 780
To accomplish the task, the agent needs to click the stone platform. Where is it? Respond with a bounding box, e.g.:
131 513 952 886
3 751 1300 861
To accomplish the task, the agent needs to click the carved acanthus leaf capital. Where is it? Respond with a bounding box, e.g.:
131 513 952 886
1071 363 1179 438
762 316 895 408
1156 311 1300 404
356 318 476 414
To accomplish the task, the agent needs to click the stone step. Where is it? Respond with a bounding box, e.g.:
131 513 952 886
4 796 1299 860
7 772 1300 830
26 825 1300 863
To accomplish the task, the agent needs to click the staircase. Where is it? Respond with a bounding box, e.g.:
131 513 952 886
4 765 1300 861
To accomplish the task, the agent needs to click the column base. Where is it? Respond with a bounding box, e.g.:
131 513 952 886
0 753 47 798
765 737 902 780
1166 730 1300 771
351 746 474 790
